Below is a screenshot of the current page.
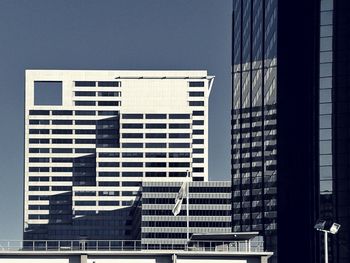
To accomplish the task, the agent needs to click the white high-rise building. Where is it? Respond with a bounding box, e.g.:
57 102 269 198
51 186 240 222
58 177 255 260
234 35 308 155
24 70 214 240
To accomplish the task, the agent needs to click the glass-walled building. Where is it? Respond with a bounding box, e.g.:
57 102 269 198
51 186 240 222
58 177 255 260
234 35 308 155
231 0 278 257
232 0 350 263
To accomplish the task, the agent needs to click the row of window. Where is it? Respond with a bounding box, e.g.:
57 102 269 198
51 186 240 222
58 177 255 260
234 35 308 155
28 140 203 146
142 209 230 216
29 149 203 156
28 130 203 136
29 110 118 117
75 91 121 97
75 81 121 87
142 221 230 228
75 101 121 106
122 112 204 119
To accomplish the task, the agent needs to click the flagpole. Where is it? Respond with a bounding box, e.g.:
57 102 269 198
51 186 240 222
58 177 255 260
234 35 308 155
186 170 190 243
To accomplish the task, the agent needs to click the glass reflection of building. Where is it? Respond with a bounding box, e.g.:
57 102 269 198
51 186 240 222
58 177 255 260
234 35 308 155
231 0 278 260
232 0 350 263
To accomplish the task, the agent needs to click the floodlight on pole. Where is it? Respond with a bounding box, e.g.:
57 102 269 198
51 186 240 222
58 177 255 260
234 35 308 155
314 220 341 263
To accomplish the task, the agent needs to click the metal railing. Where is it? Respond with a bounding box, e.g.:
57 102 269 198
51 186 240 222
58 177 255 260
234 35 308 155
0 240 264 253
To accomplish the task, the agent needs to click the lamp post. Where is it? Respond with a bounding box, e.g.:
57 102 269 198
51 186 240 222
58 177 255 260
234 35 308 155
314 220 341 263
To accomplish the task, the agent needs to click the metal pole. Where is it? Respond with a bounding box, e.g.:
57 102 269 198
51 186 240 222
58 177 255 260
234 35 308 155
324 231 328 263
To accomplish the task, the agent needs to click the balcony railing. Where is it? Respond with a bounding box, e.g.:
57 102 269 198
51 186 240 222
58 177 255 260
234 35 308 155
0 240 264 253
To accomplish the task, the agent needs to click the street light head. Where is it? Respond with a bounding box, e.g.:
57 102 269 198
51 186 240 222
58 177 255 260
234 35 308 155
329 223 341 234
314 219 327 231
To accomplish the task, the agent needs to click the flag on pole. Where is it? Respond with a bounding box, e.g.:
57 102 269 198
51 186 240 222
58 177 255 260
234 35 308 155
172 181 188 216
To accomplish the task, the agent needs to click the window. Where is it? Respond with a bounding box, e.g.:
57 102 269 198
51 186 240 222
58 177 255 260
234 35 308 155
98 110 119 116
122 114 143 119
192 120 204 125
169 133 190 138
75 81 96 87
122 133 143 138
146 124 166 129
29 158 49 163
52 158 73 163
193 158 204 163
193 148 204 154
29 148 50 153
34 81 62 105
29 119 50 125
52 129 72 134
122 181 141 187
122 172 143 177
52 148 72 153
122 162 143 167
75 148 95 153
169 162 190 167
52 110 73 115
75 201 96 206
52 120 72 125
122 152 143 158
99 182 119 187
75 129 95 134
29 176 49 182
145 152 166 158
99 152 120 158
29 110 50 115
29 139 49 144
52 139 72 144
189 101 204 106
98 101 121 106
146 114 166 119
29 167 49 172
75 101 96 106
75 91 96 97
169 143 190 148
122 123 143 129
122 143 143 148
99 162 119 167
169 124 190 129
75 139 95 144
193 129 204 135
99 201 119 206
169 152 190 158
146 133 166 138
99 172 119 177
189 81 204 87
169 114 190 119
193 110 204 116
146 162 166 167
98 91 121 97
193 167 204 173
192 139 204 144
146 172 166 177
146 143 166 148
29 129 49 134
75 120 95 125
98 191 119 196
169 172 187 177
98 81 121 87
189 91 204 97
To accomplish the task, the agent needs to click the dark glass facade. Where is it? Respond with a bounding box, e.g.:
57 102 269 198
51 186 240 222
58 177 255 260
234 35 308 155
231 0 278 258
232 0 350 263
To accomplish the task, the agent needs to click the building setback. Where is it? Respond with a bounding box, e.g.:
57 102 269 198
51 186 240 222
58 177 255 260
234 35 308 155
24 70 213 240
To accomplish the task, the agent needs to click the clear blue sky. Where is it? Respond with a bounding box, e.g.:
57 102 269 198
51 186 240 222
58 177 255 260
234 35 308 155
0 0 232 240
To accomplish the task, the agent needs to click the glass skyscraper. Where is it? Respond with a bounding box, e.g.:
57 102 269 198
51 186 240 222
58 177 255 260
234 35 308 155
232 0 350 262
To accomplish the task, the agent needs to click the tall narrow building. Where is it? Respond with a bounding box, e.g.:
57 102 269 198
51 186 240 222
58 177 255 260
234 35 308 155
24 70 213 240
232 0 350 263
